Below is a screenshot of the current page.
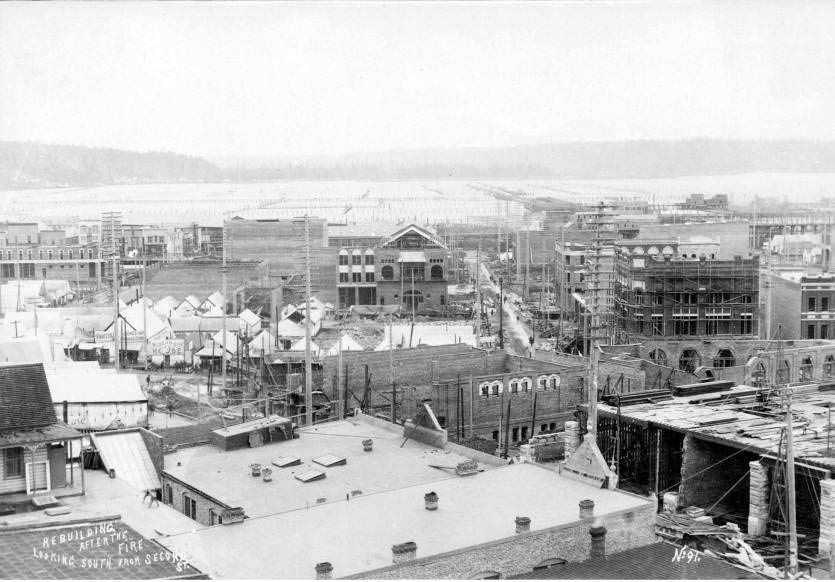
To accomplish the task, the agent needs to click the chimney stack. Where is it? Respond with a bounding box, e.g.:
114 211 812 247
589 524 607 559
579 499 595 520
363 439 374 452
315 562 333 580
515 516 531 534
424 491 439 511
392 541 417 564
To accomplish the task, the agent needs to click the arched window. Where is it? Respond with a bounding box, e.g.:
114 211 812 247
649 348 668 367
351 250 362 265
538 375 548 390
403 289 423 305
479 382 490 397
800 356 814 382
18 250 23 260
521 377 532 392
752 360 768 387
338 249 349 265
509 379 520 394
38 250 44 260
164 483 173 504
549 375 560 390
662 246 674 256
68 249 73 260
365 249 375 265
713 349 735 368
381 265 394 280
647 246 659 256
27 250 32 260
679 349 701 374
633 246 644 255
776 359 791 385
47 250 53 260
430 265 444 280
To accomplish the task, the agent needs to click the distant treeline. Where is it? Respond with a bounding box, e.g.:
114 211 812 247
4 139 835 188
0 141 223 188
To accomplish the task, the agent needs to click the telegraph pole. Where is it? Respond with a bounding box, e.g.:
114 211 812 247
220 224 227 397
303 216 313 427
498 276 504 350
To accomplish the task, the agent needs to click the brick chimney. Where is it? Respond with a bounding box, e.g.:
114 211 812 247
515 516 531 534
424 491 439 511
392 541 417 564
315 562 333 580
579 499 594 520
589 524 607 559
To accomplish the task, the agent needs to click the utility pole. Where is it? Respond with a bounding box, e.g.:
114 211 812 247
389 315 395 421
112 255 120 372
303 215 313 427
587 202 605 436
337 318 344 420
141 241 148 365
783 337 798 577
498 276 504 350
221 224 227 398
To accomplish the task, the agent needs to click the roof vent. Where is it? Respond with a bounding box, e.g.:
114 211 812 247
424 491 438 511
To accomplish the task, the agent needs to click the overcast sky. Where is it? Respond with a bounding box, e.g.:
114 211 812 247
1 1 833 160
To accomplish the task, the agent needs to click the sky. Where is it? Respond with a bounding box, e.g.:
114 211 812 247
1 1 834 161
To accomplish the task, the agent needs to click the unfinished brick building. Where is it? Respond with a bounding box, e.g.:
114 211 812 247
320 344 585 449
612 251 759 373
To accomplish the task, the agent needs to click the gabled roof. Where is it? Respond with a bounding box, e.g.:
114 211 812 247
238 308 261 329
0 363 57 431
380 223 448 250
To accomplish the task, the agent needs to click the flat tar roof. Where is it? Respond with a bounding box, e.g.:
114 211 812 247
158 462 651 579
163 417 488 518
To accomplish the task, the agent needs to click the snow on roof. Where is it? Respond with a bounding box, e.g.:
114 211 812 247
45 365 146 403
238 308 261 328
290 338 320 354
326 333 363 356
376 323 477 350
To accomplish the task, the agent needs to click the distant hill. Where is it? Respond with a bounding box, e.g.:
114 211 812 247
5 139 835 187
0 141 223 188
230 139 835 180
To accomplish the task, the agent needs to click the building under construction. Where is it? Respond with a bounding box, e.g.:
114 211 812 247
612 250 759 372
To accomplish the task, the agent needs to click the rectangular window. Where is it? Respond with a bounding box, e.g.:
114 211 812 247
824 297 830 312
809 297 817 312
183 494 197 519
741 314 753 335
808 324 816 339
338 254 348 265
365 254 374 265
339 272 349 283
565 256 571 265
0 264 13 278
823 325 830 339
352 272 362 283
352 254 361 265
511 427 519 442
365 272 374 283
3 447 23 478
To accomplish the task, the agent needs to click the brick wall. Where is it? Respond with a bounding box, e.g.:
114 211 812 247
161 473 232 526
434 369 586 445
321 345 507 407
678 435 755 511
348 500 656 579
